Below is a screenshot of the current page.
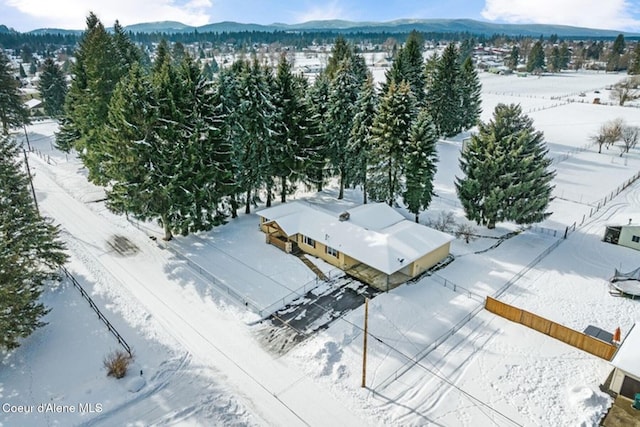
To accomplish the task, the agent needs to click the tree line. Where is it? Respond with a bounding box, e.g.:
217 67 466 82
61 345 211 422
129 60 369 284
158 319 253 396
0 11 558 348
55 14 484 239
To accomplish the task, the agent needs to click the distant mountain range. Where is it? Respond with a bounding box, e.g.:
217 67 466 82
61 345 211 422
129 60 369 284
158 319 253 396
5 19 639 38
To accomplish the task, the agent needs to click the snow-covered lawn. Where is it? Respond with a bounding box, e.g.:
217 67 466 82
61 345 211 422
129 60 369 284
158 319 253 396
3 70 640 427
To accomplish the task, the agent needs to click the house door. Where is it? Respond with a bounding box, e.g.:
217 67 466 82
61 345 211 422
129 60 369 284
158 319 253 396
604 227 621 244
620 375 640 399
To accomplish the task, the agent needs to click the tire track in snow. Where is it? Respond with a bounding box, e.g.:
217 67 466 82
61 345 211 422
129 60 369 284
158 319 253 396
31 155 362 427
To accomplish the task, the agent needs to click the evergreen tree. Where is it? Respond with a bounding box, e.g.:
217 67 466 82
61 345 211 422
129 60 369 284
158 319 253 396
0 135 68 350
424 51 439 88
325 36 352 79
368 81 415 206
456 104 555 229
403 109 438 222
202 62 214 81
235 58 275 213
549 46 562 72
382 30 426 105
112 20 141 75
607 34 626 72
37 58 67 117
458 38 475 64
171 56 234 232
559 43 571 70
426 43 462 137
526 41 545 73
628 43 640 75
29 61 37 76
102 63 158 226
459 57 482 131
213 66 242 217
210 56 219 73
327 58 360 199
57 12 137 184
507 46 519 70
19 63 27 78
305 72 331 191
348 73 377 203
271 53 314 204
0 51 30 134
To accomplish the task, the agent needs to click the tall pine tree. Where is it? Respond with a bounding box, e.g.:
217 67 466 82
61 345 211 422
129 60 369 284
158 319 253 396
628 43 640 75
368 81 415 206
0 51 30 135
57 12 138 184
403 109 439 222
327 58 361 199
271 54 314 203
526 41 546 73
0 135 68 350
37 58 67 117
305 72 331 192
426 43 462 137
456 104 555 229
382 30 426 105
459 57 482 131
235 58 276 213
348 73 378 203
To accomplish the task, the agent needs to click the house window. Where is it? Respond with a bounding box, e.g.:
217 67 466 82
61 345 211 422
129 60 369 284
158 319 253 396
325 246 339 258
632 235 640 243
302 235 315 248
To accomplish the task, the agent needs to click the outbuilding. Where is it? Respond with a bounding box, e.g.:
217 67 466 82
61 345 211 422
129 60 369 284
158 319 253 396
604 220 640 251
610 323 640 400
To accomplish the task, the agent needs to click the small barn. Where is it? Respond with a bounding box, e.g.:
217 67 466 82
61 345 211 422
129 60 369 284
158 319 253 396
258 202 454 291
610 323 640 400
604 221 640 251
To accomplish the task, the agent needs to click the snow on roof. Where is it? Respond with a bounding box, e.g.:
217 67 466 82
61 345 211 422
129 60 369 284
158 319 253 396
258 201 453 275
346 203 404 230
611 323 640 378
24 98 42 109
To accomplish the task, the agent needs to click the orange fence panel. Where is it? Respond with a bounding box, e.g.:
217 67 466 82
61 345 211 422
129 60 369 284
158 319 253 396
485 297 617 360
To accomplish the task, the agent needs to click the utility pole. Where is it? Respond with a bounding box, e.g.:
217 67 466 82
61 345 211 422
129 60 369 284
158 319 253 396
22 148 39 215
361 297 369 388
23 124 31 151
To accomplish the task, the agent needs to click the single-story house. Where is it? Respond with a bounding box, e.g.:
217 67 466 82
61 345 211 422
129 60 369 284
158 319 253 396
609 323 640 399
258 201 454 290
604 221 640 251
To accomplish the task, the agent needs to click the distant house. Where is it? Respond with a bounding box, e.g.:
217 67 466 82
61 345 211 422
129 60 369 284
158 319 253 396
604 221 640 251
24 98 44 116
258 202 454 291
609 323 640 399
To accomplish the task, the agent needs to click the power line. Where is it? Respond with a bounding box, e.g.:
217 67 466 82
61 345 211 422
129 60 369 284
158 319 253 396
267 280 523 426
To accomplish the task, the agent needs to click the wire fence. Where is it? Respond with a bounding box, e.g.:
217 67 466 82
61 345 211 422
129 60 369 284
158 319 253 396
377 223 572 389
60 265 133 357
154 238 336 318
429 273 485 303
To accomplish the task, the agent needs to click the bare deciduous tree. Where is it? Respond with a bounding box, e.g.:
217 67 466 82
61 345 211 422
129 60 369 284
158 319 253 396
620 125 640 155
610 76 640 106
591 118 624 153
455 223 478 244
428 211 456 233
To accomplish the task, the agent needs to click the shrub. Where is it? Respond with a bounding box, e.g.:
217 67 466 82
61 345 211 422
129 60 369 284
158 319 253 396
428 211 456 233
104 350 133 379
456 223 478 244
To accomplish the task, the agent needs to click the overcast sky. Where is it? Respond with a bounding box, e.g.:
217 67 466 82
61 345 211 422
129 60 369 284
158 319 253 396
1 0 640 32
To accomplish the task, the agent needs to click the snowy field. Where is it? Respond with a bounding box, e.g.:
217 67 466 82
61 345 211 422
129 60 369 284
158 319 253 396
2 69 640 427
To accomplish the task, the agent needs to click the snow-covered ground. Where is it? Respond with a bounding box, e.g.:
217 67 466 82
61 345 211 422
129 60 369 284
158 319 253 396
2 70 640 427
